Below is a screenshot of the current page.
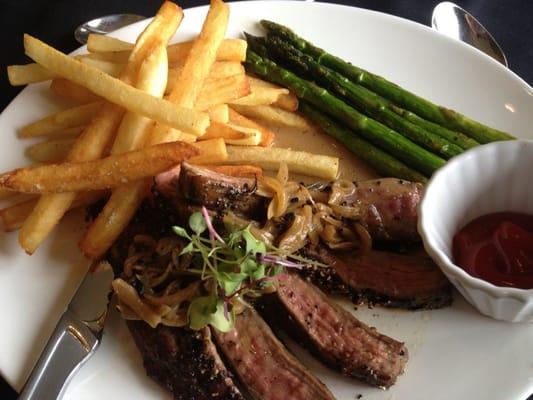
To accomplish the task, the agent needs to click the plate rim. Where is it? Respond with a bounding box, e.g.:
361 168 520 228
1 2 532 399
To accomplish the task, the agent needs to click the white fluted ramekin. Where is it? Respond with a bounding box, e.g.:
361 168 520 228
418 140 533 322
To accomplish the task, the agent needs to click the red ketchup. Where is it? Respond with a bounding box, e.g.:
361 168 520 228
452 212 533 289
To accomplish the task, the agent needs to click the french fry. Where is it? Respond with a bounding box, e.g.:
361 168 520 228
166 61 244 94
230 104 314 131
110 42 168 154
219 145 339 180
50 60 246 104
10 38 246 86
168 38 246 63
24 126 84 141
149 0 230 145
241 76 300 111
205 61 244 79
87 34 133 53
207 104 229 124
190 138 228 164
167 2 229 109
77 51 131 63
24 34 209 135
19 102 102 138
228 108 275 146
7 63 55 86
201 106 276 146
195 73 250 111
0 191 106 232
170 60 243 81
8 57 125 85
78 42 169 260
80 0 229 259
230 85 289 107
87 33 247 62
1 141 198 194
12 24 242 88
26 138 76 163
50 78 100 103
79 57 124 76
161 130 198 144
273 93 299 112
202 121 262 146
202 164 263 178
50 61 245 103
19 1 184 254
0 199 36 232
80 180 151 258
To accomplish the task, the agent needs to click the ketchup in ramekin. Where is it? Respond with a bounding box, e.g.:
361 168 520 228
452 212 533 289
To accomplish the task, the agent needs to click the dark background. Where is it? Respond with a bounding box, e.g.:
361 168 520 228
1 0 532 399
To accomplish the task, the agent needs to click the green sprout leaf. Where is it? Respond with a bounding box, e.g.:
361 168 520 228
179 242 195 256
250 262 266 281
188 295 234 332
218 271 247 296
172 225 190 239
171 217 320 332
243 228 266 255
240 257 258 275
189 212 207 235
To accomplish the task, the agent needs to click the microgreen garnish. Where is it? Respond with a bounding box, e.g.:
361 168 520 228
172 206 321 332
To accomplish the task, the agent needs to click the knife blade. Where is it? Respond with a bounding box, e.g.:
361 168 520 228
18 261 114 400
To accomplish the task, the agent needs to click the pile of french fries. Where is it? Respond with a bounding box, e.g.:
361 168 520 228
0 0 338 259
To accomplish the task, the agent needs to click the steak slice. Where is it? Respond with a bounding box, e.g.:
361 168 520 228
173 165 422 243
127 321 244 400
304 247 452 309
212 307 335 400
159 162 266 218
309 178 423 243
259 274 408 388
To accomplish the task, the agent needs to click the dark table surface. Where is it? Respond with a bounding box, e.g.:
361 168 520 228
1 1 532 399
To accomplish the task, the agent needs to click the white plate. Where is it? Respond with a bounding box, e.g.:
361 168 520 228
1 2 533 399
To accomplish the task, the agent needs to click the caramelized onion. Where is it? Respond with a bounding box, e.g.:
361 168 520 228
143 281 200 306
328 180 355 205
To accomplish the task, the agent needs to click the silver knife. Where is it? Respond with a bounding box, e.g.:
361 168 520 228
18 262 114 400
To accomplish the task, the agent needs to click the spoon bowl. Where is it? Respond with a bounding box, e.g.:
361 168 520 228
75 14 146 44
432 2 507 66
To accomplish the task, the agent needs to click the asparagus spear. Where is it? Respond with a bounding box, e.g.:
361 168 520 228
263 36 464 159
389 104 480 150
246 33 479 151
260 20 515 144
245 49 445 176
299 102 428 183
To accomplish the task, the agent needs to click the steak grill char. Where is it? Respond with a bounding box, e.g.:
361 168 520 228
128 321 244 400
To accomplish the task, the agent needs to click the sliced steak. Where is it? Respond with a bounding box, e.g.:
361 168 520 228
212 307 335 400
167 162 266 218
259 273 408 388
173 165 422 243
309 178 423 243
127 321 244 400
304 247 452 309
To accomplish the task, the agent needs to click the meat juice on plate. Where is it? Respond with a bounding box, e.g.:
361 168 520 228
269 123 379 182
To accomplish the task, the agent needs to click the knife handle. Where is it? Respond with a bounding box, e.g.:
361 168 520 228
18 310 100 400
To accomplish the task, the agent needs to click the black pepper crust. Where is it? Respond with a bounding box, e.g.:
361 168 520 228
128 321 244 400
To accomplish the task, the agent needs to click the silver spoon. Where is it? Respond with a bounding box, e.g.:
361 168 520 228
75 14 146 45
431 2 508 66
